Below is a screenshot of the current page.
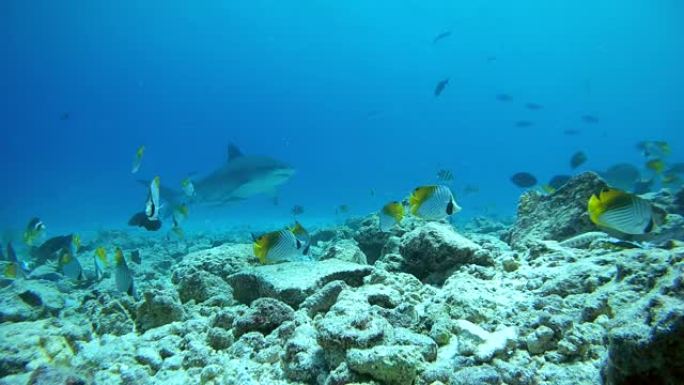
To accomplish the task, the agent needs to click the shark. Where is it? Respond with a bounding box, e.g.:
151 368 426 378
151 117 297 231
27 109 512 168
157 144 295 207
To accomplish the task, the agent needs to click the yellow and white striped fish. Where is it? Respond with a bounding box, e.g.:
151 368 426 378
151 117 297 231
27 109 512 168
379 201 404 231
94 247 109 280
409 185 461 220
588 188 656 235
253 229 307 265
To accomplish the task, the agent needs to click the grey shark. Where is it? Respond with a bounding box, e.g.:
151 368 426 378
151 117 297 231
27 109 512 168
159 144 295 206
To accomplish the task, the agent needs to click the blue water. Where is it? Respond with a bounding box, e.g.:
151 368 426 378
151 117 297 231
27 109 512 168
1 0 682 236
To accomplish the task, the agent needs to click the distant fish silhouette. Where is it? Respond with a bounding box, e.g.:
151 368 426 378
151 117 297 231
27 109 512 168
60 112 70 121
525 103 543 110
291 205 304 216
563 128 581 136
570 151 588 169
432 31 452 44
510 172 537 188
582 115 599 124
496 93 512 102
515 120 533 128
434 78 449 97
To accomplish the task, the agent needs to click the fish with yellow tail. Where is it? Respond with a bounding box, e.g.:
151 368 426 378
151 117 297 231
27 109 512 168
645 159 666 174
59 251 84 281
379 201 404 231
588 188 660 235
3 262 25 279
3 242 29 279
181 178 195 197
253 229 308 265
23 217 46 246
114 248 137 298
289 221 311 254
409 185 461 220
131 145 145 174
94 247 109 280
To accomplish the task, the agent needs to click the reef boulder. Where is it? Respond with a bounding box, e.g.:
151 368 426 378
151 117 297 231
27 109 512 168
505 172 608 248
226 259 372 308
397 222 491 284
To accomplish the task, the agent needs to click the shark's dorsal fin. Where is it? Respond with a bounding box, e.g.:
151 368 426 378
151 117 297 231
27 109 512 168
227 144 243 162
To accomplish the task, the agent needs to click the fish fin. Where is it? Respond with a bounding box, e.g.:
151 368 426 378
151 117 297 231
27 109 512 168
302 243 310 256
644 218 655 233
128 282 139 300
227 144 243 161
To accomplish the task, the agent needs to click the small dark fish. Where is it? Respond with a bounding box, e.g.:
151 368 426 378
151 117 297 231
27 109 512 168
463 185 480 195
510 172 538 188
548 175 572 190
515 120 533 128
496 94 512 102
563 128 581 136
336 204 349 214
291 205 304 216
437 169 454 182
60 112 70 121
30 234 79 265
570 151 588 169
128 212 162 231
130 250 141 264
525 103 543 110
486 56 497 62
582 115 599 124
365 110 382 119
432 31 452 44
272 196 279 206
434 78 449 97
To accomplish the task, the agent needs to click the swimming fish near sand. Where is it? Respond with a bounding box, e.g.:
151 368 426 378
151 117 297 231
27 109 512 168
146 176 161 221
409 185 461 220
181 177 195 197
3 242 29 279
289 221 311 254
588 188 658 235
128 212 163 231
114 248 136 298
94 247 108 280
379 201 405 231
31 234 80 265
129 176 163 231
59 251 84 281
253 229 308 265
23 217 46 246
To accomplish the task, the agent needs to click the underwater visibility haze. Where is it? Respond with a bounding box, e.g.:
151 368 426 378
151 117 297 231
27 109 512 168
1 1 683 385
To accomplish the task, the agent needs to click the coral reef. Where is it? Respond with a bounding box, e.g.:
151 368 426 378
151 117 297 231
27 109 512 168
1 183 684 385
